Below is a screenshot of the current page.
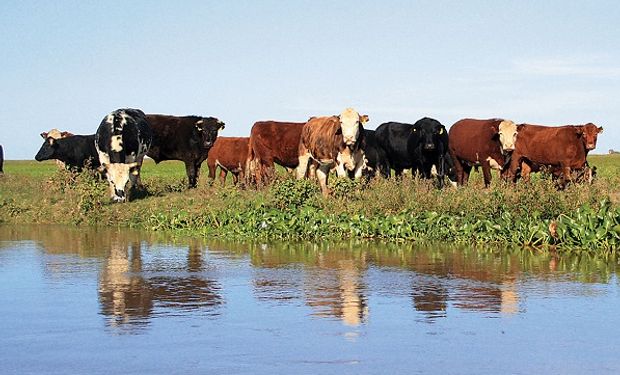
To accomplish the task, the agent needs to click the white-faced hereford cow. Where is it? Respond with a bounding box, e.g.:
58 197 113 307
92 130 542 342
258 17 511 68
146 114 225 188
96 108 153 202
297 108 368 196
448 118 519 187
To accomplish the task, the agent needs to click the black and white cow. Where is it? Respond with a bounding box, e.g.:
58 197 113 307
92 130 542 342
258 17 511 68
95 108 152 202
35 134 100 171
375 118 453 188
0 144 4 174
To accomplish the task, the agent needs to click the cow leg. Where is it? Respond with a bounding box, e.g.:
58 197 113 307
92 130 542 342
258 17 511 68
185 161 198 188
481 160 493 188
232 172 239 185
462 164 472 185
316 164 331 196
219 169 227 185
207 162 217 181
297 151 311 180
520 162 532 183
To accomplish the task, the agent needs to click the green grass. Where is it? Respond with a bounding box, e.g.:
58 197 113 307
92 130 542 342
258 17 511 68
1 155 620 251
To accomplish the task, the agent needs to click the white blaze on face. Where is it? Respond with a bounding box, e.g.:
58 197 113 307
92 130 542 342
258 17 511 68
105 163 133 202
339 108 362 146
110 135 123 152
498 120 518 152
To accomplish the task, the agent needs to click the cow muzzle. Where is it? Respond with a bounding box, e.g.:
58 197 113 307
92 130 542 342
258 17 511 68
113 189 126 203
424 143 435 150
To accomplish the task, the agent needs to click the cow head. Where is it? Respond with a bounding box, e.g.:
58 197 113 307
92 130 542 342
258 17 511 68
577 123 603 150
35 137 59 161
418 118 446 151
195 117 225 150
40 129 73 144
497 120 518 153
101 162 139 202
338 108 368 147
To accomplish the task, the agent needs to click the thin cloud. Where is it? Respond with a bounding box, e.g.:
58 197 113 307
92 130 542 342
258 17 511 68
512 57 620 78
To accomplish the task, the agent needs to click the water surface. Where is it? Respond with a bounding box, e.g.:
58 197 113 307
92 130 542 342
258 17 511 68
1 225 619 374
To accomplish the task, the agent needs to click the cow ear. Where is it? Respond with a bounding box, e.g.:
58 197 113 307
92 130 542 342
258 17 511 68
598 126 604 134
61 131 73 137
575 126 584 135
517 124 525 132
360 114 369 124
40 132 48 139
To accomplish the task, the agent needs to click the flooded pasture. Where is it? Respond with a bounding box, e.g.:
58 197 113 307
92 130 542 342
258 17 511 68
1 225 619 374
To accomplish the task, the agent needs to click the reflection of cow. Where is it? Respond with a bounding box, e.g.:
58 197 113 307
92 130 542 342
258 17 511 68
206 137 249 185
246 121 306 186
448 118 518 187
507 123 603 187
297 108 368 195
147 114 225 188
96 109 152 202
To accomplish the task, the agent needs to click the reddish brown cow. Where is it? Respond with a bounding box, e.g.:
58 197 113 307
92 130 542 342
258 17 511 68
206 137 249 185
448 118 518 187
507 123 603 186
246 121 306 185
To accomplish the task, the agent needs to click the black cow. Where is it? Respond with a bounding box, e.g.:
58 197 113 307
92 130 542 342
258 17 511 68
96 108 152 202
375 118 452 188
146 114 225 188
362 129 390 179
35 134 100 171
0 144 4 174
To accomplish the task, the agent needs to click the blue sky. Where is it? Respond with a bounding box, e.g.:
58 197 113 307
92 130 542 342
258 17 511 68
1 1 618 159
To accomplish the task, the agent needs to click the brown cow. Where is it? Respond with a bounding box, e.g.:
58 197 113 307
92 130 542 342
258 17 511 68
40 129 74 169
246 121 306 186
448 119 518 187
206 136 249 185
297 108 368 196
507 123 603 187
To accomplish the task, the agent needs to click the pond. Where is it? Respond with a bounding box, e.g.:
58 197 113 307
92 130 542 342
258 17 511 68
1 225 619 374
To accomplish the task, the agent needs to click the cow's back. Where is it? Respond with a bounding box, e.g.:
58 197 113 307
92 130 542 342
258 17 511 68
375 122 416 170
146 114 199 162
97 109 152 164
209 137 249 169
300 116 342 162
249 121 305 168
514 125 587 168
449 119 504 164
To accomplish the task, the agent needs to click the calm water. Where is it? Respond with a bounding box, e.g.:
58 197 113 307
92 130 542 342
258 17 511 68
1 225 620 374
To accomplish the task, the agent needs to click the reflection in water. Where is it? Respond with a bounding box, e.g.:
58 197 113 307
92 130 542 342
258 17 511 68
1 226 619 331
0 225 223 333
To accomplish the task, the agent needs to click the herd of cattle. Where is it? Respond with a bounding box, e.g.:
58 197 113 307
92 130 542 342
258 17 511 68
23 107 603 202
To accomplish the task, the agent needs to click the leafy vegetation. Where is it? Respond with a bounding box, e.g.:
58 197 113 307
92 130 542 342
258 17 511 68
1 155 619 251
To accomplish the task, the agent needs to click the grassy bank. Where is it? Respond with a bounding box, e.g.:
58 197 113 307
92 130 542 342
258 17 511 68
1 156 620 251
